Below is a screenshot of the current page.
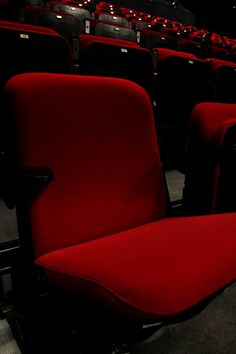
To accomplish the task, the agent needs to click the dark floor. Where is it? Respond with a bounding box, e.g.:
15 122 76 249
165 169 185 201
131 282 236 354
0 199 18 244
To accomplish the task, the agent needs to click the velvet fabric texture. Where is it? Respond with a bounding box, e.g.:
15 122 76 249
6 73 236 323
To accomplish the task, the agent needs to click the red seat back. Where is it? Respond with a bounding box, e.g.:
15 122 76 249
5 74 169 257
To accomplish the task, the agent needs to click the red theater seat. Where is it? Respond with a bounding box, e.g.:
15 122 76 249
183 102 236 214
179 38 207 58
50 2 91 23
78 34 154 99
208 45 231 61
24 5 83 42
207 58 236 103
0 20 72 110
138 27 178 50
79 33 139 49
0 20 72 201
95 12 130 28
153 47 211 167
89 19 137 42
5 73 236 353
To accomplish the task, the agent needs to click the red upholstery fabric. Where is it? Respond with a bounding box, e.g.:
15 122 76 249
179 37 205 58
156 47 197 61
25 5 74 18
209 46 231 60
6 73 168 258
188 102 236 146
8 73 236 325
37 212 236 320
209 58 236 70
207 58 236 104
186 102 236 213
79 33 139 51
0 19 58 35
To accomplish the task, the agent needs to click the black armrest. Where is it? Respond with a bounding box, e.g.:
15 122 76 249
4 167 54 209
22 167 53 184
19 167 54 206
169 199 185 217
0 240 20 272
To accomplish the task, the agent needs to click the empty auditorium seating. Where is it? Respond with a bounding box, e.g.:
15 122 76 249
78 34 155 99
4 73 236 353
183 102 236 214
208 45 231 61
96 12 130 27
178 38 207 58
153 47 211 167
0 20 72 198
96 1 122 16
24 6 84 41
134 20 151 31
56 0 95 13
22 5 86 62
0 20 72 98
138 28 178 50
50 2 91 23
89 19 137 42
3 0 236 63
49 2 91 38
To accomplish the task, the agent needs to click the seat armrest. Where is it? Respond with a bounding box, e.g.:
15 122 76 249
4 167 53 208
0 240 20 272
22 167 53 183
19 167 54 206
169 199 185 216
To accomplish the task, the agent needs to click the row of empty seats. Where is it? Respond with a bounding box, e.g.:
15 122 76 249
1 0 236 62
1 19 236 169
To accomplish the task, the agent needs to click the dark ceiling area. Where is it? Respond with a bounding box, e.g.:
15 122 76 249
179 0 236 37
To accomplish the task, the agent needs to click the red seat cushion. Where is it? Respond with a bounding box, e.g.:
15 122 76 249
37 212 236 321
